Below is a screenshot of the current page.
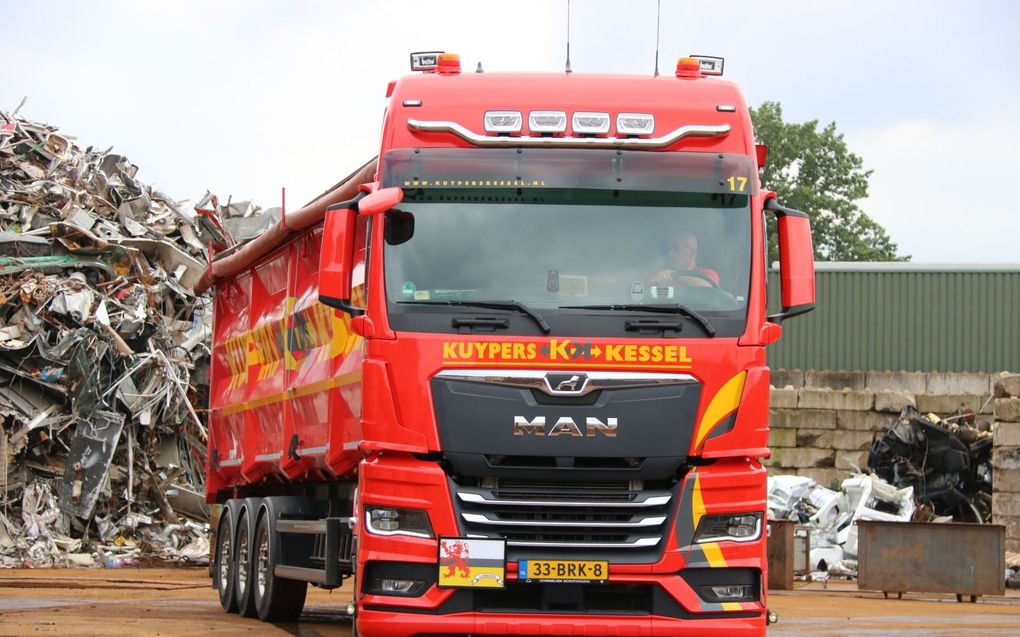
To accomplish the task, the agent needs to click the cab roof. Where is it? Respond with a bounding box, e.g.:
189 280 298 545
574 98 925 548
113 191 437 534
383 71 755 156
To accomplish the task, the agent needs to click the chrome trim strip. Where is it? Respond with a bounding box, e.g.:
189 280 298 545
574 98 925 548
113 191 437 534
461 512 667 528
218 458 243 467
254 452 283 462
408 119 730 149
507 537 661 549
436 369 697 397
457 492 671 508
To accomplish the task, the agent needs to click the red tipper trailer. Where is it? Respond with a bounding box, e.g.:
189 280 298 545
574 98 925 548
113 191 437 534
202 53 816 636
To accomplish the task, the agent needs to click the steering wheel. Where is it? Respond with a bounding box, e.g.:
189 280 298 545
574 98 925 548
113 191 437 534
670 270 720 288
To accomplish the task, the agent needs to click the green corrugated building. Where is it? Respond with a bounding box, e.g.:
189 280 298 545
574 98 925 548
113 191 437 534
766 263 1020 373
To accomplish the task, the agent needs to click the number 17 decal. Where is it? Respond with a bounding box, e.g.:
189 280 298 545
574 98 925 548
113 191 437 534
727 176 748 192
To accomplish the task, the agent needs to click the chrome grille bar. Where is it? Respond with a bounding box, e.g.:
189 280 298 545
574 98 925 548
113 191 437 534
507 537 661 549
457 491 670 508
461 512 667 528
455 482 673 551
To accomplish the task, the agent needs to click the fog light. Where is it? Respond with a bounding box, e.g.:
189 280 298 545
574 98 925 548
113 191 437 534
380 579 417 593
706 584 752 601
366 577 429 597
365 506 434 539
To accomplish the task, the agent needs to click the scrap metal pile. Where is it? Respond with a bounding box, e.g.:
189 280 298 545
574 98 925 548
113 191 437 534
767 472 915 578
868 406 993 524
768 406 996 579
0 108 225 567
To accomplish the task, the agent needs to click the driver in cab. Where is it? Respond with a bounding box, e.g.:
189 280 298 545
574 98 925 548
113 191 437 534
649 231 719 288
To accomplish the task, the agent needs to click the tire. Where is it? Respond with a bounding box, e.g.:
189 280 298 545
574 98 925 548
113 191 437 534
214 507 238 613
253 508 307 622
350 537 359 637
350 569 359 637
234 502 260 617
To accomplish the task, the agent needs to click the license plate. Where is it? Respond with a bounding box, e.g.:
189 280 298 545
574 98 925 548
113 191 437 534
519 559 608 583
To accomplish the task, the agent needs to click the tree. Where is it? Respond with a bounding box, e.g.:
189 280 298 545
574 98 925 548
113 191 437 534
751 101 907 262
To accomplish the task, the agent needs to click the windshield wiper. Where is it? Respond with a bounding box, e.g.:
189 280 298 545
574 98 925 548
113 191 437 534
398 299 551 334
559 303 716 336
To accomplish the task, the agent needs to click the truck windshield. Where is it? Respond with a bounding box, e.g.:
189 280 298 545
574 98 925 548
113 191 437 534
380 148 754 338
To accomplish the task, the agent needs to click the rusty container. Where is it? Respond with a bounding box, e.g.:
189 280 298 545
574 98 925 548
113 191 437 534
767 520 794 590
857 520 1005 601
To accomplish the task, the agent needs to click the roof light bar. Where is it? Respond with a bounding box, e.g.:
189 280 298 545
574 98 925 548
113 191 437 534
528 111 568 133
484 111 523 133
410 51 444 72
617 113 655 135
408 119 730 150
572 112 611 135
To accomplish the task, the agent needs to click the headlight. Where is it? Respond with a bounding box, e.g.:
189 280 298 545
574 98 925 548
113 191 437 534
693 512 762 543
364 505 434 539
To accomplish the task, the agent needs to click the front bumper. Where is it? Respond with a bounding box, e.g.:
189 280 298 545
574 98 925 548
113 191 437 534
358 608 764 636
356 456 767 636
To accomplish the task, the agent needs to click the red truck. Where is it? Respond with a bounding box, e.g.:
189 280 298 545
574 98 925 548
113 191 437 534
201 52 815 636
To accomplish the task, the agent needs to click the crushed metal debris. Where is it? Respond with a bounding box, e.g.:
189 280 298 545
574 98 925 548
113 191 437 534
0 106 246 567
768 472 915 580
868 406 993 524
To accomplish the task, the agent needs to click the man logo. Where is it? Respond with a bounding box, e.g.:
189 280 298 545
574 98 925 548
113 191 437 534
545 372 589 395
513 416 618 438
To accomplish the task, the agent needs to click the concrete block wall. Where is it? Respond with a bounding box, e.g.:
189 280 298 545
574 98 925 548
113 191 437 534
992 373 1020 553
766 369 1019 552
766 370 997 486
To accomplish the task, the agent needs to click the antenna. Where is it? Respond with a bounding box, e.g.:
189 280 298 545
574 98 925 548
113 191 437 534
565 0 572 74
654 0 662 77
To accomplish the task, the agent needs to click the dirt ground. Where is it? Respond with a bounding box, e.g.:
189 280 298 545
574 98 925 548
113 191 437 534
1 568 1018 637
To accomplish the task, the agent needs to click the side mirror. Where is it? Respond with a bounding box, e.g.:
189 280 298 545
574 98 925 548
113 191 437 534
319 206 359 314
766 199 815 324
318 187 403 316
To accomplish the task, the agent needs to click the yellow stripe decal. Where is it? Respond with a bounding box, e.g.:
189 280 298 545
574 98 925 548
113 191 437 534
700 541 728 568
692 473 707 532
694 371 747 448
216 370 363 416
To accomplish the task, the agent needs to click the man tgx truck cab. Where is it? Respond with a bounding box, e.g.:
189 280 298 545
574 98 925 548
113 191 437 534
204 52 815 637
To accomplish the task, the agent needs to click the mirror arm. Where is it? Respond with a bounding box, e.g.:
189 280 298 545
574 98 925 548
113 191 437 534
767 303 814 325
326 191 367 213
764 197 809 219
321 296 365 316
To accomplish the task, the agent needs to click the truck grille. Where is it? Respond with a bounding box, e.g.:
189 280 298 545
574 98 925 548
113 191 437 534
453 479 674 554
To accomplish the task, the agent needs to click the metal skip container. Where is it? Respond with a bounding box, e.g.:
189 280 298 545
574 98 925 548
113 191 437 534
857 520 1006 601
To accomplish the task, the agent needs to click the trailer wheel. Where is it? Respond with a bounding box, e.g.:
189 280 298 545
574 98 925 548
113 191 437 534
214 509 238 613
234 502 260 617
253 509 307 621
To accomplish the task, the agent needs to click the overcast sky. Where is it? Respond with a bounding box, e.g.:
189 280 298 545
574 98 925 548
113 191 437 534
5 1 1019 262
